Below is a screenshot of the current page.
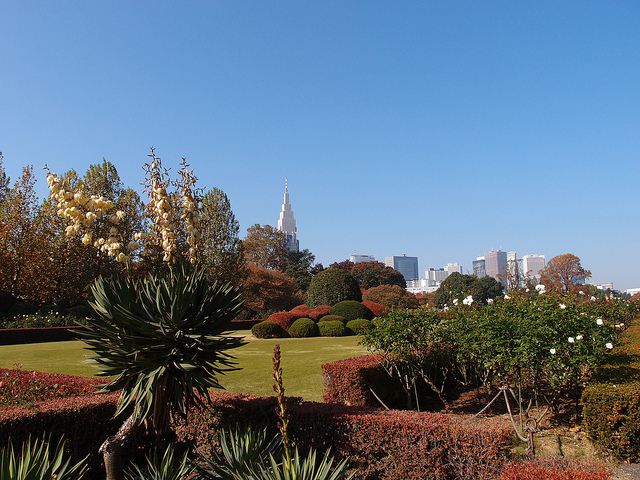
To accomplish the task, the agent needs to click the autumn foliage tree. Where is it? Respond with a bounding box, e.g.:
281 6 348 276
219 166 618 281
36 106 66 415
362 284 419 309
240 263 302 316
539 253 592 292
351 261 406 289
242 224 288 271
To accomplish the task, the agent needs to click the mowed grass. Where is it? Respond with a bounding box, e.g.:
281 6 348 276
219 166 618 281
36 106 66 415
0 331 369 402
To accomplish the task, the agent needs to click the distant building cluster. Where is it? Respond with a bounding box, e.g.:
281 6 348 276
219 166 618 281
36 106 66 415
274 182 623 293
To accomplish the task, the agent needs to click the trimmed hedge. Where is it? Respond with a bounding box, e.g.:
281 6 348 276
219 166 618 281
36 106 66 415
266 312 297 331
582 315 640 460
331 300 374 322
346 319 373 335
251 321 288 339
318 320 347 337
322 355 404 408
308 305 332 321
307 268 362 308
318 314 346 324
362 301 386 318
499 459 612 480
288 318 319 338
175 392 513 480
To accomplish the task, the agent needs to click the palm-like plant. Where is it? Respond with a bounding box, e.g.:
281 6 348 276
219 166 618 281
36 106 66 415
0 434 88 480
125 445 194 480
81 262 245 434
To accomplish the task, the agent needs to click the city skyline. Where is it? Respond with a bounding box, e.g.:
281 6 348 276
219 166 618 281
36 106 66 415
2 3 638 291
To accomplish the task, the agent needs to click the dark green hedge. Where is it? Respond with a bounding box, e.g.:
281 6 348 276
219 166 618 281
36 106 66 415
582 314 640 460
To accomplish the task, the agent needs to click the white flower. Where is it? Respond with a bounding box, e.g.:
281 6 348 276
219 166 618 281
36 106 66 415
550 348 556 355
463 295 474 306
596 318 604 326
576 335 583 341
487 298 494 305
443 306 449 312
579 290 585 295
606 343 613 350
504 294 510 300
568 337 575 343
535 284 546 294
591 296 596 302
453 298 459 306
559 304 566 309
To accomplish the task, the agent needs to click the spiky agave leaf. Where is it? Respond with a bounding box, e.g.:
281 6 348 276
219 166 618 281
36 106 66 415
78 262 245 432
200 424 281 480
125 444 194 480
0 434 88 480
258 448 353 480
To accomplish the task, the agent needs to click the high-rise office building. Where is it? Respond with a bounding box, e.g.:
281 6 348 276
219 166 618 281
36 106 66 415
350 254 376 263
444 262 462 276
523 254 545 280
277 179 299 252
427 267 447 284
485 249 507 281
473 257 486 277
385 254 419 282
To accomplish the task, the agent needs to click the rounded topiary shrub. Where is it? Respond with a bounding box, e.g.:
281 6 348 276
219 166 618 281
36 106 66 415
362 301 386 318
318 314 346 324
308 305 332 321
288 318 320 338
346 318 374 335
306 268 362 308
331 300 374 321
318 320 347 337
252 321 288 339
266 312 297 332
291 304 312 316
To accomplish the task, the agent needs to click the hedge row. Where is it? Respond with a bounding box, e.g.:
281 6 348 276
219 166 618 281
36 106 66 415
175 392 513 480
321 355 404 408
582 315 640 460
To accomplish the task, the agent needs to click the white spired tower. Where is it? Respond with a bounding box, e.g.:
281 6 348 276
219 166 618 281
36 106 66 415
277 178 299 252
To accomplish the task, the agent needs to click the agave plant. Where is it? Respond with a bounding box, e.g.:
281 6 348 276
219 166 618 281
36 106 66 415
200 424 281 480
0 434 88 480
80 262 245 434
125 444 194 480
258 448 353 480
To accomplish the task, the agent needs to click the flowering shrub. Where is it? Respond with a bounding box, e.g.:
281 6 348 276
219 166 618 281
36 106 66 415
1 312 86 329
360 291 640 415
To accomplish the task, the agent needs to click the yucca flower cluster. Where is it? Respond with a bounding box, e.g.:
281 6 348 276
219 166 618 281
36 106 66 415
143 148 202 265
45 167 141 263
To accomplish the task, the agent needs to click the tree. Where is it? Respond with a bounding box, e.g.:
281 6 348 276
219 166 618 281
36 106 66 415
434 272 503 307
329 260 355 271
539 253 592 292
0 165 49 300
351 261 406 289
0 154 9 205
284 248 316 293
306 267 361 307
199 187 245 286
362 284 419 309
242 224 288 271
241 263 301 315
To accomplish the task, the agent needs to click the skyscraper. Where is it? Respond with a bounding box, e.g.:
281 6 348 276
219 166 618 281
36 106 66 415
485 249 507 282
473 257 486 277
277 178 299 252
385 254 419 282
523 254 545 281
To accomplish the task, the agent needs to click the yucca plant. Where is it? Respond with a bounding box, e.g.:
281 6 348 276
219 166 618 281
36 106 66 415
125 444 194 480
200 424 281 480
0 434 88 480
81 262 244 432
79 262 245 480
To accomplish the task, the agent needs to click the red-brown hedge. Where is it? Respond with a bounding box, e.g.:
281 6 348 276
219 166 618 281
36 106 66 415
322 355 404 408
174 392 512 480
499 459 612 480
291 304 312 316
308 305 332 321
362 301 387 318
266 312 297 331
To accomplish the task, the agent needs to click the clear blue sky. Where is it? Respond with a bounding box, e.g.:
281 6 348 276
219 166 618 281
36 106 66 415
2 2 639 290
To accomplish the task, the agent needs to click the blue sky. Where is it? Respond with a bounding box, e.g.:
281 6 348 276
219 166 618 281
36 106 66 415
2 2 639 290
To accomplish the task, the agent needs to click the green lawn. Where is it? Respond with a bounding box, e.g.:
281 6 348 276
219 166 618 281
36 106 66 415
0 331 369 402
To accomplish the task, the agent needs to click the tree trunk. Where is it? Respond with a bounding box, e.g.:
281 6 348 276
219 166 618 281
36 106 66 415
99 414 139 480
